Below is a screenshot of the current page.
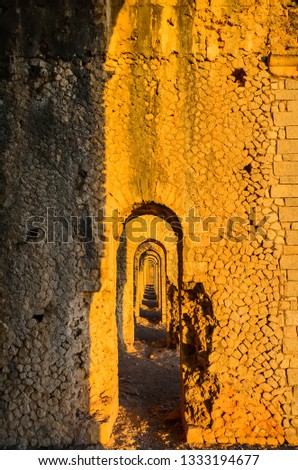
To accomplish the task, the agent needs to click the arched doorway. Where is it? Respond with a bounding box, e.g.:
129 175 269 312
114 203 183 445
116 203 182 351
134 239 180 348
139 251 161 320
134 241 166 322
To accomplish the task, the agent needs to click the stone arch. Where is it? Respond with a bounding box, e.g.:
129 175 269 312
141 252 161 314
116 202 183 351
125 202 183 245
139 252 161 308
134 240 167 324
133 238 181 347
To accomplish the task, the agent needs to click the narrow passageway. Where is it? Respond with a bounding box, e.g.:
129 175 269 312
140 284 161 321
111 206 183 448
109 321 182 449
142 284 158 309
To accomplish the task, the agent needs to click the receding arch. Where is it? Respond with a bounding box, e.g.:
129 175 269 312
141 252 160 298
125 202 183 302
116 203 183 351
141 252 161 317
114 203 184 444
134 240 166 325
125 202 183 245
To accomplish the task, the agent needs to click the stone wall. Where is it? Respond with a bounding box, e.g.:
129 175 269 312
99 0 298 445
0 0 109 448
271 76 298 445
1 0 298 448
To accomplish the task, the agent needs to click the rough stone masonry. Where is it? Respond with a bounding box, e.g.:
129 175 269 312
1 0 298 448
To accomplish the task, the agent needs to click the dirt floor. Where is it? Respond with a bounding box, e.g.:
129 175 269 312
106 321 186 450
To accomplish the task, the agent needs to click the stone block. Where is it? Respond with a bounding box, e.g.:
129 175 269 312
186 426 204 445
283 154 298 161
273 112 298 127
288 369 298 386
277 140 298 154
286 231 298 245
285 326 297 337
285 310 298 326
284 246 298 254
279 207 298 221
285 428 298 446
271 68 298 79
269 56 298 78
286 127 298 139
280 253 296 269
291 358 298 368
292 403 298 416
274 162 298 175
275 90 298 101
281 176 298 184
272 185 298 197
288 102 298 112
285 282 298 296
285 199 298 206
286 80 298 90
288 271 298 281
284 338 298 354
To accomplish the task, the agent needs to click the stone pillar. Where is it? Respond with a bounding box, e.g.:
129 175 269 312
271 63 298 444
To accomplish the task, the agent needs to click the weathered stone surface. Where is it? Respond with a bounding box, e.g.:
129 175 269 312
2 0 298 450
285 311 298 326
281 176 298 183
284 337 298 355
274 162 298 175
286 80 298 90
280 207 298 221
285 282 298 297
286 127 298 139
288 271 298 281
285 198 298 206
280 255 298 269
285 79 298 90
272 185 298 197
283 154 298 161
274 113 298 127
286 231 298 245
269 56 298 78
288 369 298 386
276 90 298 101
278 140 298 155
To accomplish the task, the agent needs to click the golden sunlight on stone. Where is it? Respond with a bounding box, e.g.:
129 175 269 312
2 0 298 449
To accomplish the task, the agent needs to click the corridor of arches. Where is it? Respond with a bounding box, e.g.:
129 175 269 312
90 201 217 447
112 205 183 448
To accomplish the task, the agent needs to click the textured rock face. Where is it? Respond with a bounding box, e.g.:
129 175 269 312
1 0 298 448
1 0 108 448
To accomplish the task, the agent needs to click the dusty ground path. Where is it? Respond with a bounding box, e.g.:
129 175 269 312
107 322 187 450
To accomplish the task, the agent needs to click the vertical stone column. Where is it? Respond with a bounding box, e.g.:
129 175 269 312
137 259 145 321
272 77 298 445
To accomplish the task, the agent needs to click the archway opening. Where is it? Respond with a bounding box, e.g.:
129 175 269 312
139 251 161 321
134 244 166 348
113 203 184 448
116 204 182 350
